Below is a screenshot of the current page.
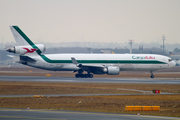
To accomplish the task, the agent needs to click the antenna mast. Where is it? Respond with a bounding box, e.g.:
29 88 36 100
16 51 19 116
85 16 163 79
162 34 165 53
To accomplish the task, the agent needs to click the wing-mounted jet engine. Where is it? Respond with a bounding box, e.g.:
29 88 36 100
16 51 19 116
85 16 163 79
102 66 120 75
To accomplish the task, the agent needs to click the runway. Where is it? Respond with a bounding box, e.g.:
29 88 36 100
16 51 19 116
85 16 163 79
0 76 180 84
0 108 179 120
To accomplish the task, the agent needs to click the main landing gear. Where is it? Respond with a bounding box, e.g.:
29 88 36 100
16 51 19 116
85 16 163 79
75 69 93 78
75 74 93 78
150 71 154 78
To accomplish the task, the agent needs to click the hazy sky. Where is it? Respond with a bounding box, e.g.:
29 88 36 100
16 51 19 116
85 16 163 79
0 0 180 44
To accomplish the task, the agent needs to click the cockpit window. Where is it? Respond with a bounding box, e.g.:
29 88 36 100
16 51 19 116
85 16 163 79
168 59 172 62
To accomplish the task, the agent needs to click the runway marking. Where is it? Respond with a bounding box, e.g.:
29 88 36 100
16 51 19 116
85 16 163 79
134 115 180 120
117 88 152 93
0 115 66 120
36 80 74 82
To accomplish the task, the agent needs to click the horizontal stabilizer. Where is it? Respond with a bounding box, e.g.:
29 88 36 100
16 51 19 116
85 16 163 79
7 55 15 58
20 56 36 62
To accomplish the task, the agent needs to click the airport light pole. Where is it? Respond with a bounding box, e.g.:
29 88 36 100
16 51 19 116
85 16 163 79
128 40 134 54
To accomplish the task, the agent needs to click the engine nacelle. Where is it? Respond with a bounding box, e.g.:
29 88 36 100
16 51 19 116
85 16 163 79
6 44 45 55
103 66 120 75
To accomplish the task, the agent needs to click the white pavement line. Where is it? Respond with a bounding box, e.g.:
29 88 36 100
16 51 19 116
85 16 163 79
117 88 152 93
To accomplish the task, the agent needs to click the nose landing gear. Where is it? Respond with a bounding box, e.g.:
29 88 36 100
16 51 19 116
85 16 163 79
150 71 154 78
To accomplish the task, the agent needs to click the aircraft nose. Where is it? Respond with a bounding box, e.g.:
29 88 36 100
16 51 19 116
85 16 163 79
172 61 176 67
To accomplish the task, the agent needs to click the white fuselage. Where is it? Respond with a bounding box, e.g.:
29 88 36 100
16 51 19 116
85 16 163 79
8 25 176 78
26 53 175 72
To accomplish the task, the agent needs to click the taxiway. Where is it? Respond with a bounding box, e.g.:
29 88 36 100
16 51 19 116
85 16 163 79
0 76 179 84
0 108 179 120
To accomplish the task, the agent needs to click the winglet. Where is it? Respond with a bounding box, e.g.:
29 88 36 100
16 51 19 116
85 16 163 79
71 57 79 65
71 57 83 67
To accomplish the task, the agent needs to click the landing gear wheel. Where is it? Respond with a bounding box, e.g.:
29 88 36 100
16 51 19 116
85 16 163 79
75 73 93 78
75 74 80 78
151 75 154 78
80 74 85 78
89 74 93 78
85 74 89 78
150 71 154 78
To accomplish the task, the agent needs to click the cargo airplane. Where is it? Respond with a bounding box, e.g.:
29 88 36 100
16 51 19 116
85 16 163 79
6 26 176 78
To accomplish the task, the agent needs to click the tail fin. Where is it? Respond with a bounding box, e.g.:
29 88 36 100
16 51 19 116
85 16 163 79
9 26 43 55
111 51 115 54
10 26 35 46
169 52 174 56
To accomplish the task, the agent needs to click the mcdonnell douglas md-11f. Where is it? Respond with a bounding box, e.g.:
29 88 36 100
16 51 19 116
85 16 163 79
6 26 176 78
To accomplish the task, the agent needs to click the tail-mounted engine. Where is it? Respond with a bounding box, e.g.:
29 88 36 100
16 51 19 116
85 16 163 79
6 44 45 55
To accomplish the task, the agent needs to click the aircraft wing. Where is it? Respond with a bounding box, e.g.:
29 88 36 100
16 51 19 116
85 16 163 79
71 57 105 72
78 64 105 68
71 57 104 67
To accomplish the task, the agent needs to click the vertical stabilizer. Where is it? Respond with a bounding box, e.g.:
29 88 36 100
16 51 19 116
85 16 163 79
9 26 43 56
10 26 32 46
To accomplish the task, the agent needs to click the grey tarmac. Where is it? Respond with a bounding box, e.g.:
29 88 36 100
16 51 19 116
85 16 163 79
0 108 179 120
0 76 180 84
0 92 176 98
